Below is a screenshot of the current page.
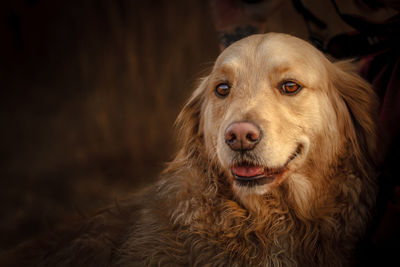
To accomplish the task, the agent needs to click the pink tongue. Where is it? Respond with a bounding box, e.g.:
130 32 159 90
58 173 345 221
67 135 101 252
232 165 264 177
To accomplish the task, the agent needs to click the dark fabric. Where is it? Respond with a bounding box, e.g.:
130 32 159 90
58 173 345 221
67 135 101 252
361 48 400 193
357 47 400 266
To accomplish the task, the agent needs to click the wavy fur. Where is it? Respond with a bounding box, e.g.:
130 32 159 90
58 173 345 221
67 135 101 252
117 34 378 266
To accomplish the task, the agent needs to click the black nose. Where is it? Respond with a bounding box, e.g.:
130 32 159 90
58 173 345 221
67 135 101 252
224 121 261 151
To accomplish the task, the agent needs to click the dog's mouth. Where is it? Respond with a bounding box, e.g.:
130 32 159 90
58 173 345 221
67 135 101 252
231 165 282 187
231 144 303 187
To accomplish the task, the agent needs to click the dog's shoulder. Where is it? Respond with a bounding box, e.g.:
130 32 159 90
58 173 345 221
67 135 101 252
0 195 146 267
0 180 191 267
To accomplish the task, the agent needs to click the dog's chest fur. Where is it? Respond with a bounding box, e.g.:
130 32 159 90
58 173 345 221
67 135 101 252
117 164 371 267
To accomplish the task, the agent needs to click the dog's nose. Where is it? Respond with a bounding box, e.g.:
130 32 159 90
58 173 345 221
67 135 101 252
224 121 261 151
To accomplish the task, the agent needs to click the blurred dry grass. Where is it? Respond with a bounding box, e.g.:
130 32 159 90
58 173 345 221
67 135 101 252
0 0 218 250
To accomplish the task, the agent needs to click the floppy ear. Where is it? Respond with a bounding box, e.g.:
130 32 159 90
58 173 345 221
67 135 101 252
174 77 209 160
330 60 379 176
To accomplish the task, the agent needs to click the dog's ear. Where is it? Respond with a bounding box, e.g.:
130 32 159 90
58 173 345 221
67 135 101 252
330 60 379 175
174 77 209 159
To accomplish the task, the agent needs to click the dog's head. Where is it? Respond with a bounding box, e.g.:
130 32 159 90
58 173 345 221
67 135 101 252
175 33 377 203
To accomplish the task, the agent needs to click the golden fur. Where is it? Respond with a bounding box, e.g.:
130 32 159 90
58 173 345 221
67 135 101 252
3 33 378 267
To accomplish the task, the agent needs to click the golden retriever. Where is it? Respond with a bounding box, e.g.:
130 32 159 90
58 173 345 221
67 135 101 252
3 33 378 266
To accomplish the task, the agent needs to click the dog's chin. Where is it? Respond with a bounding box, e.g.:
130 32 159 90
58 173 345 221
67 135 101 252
232 179 274 197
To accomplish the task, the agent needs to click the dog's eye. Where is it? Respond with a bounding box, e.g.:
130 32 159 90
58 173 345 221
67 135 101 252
215 83 230 98
281 81 302 95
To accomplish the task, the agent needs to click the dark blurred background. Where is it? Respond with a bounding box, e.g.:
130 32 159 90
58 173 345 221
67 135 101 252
0 0 220 250
0 0 398 253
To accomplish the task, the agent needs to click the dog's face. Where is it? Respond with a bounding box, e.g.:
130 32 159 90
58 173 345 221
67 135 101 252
178 33 376 203
201 34 344 197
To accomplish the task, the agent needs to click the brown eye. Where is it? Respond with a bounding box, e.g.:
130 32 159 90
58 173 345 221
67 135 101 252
281 81 302 95
215 83 230 98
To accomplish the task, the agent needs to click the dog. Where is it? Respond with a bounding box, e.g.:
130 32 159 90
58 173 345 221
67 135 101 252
3 33 378 266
